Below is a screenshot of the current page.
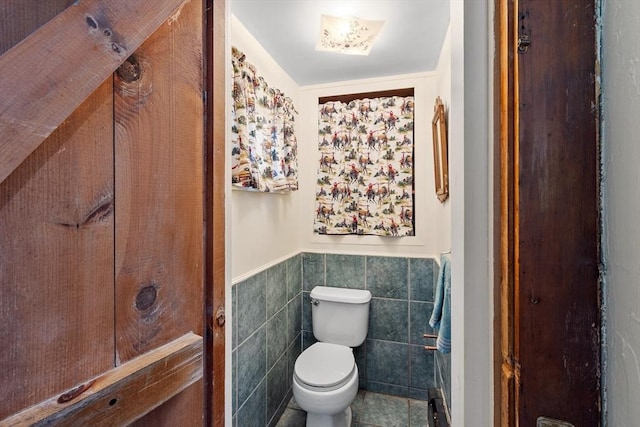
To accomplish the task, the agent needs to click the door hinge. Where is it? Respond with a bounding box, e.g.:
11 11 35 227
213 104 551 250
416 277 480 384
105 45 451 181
518 34 531 54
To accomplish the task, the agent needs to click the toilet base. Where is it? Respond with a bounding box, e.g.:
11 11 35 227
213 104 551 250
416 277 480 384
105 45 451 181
306 406 352 427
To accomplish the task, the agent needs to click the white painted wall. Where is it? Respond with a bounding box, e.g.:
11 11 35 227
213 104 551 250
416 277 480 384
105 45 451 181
435 25 452 253
602 0 640 424
298 72 450 257
230 14 303 281
449 0 493 425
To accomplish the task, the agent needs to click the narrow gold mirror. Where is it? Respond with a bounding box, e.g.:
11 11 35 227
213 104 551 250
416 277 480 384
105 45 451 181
432 96 449 203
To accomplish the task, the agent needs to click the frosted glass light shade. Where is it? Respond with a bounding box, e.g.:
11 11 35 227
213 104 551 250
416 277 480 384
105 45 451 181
316 14 384 56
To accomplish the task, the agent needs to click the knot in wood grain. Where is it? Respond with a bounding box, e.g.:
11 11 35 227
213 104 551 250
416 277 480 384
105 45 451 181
84 13 126 58
110 42 125 56
135 285 157 311
83 193 114 225
117 56 141 83
86 15 98 30
215 307 225 327
57 380 96 403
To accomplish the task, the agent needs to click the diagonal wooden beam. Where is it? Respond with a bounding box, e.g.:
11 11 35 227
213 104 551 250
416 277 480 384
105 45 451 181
0 333 203 426
0 0 190 184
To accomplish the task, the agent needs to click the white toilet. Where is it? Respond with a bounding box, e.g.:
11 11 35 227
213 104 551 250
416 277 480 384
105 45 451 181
293 286 372 427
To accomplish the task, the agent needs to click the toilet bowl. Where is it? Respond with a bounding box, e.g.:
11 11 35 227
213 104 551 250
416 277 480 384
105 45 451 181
292 342 359 427
293 286 371 427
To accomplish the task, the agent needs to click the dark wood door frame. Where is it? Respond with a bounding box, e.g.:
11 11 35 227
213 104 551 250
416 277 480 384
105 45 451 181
496 0 600 425
495 0 516 424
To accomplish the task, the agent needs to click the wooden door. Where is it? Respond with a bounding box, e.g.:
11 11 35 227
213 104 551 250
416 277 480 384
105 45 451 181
497 1 600 425
115 1 204 424
0 1 225 425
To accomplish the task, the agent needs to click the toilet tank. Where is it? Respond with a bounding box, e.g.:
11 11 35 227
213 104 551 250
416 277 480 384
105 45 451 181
310 286 372 347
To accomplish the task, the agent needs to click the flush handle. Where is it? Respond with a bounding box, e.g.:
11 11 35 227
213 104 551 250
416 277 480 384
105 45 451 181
310 298 319 306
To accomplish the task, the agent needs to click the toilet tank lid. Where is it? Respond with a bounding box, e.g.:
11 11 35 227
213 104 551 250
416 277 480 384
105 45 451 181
310 286 372 303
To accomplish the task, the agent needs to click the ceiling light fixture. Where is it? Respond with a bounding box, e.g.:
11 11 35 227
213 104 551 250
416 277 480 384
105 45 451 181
316 14 385 56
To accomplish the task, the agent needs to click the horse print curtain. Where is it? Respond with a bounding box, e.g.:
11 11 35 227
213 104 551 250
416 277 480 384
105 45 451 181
231 47 299 192
314 91 415 236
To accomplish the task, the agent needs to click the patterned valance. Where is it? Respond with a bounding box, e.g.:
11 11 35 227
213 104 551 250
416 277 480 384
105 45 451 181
314 92 415 236
231 47 298 192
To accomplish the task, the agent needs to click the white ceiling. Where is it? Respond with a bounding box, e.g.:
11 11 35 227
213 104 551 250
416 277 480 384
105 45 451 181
231 0 451 86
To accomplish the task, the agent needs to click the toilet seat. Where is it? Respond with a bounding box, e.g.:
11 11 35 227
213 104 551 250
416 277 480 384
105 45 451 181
294 342 356 392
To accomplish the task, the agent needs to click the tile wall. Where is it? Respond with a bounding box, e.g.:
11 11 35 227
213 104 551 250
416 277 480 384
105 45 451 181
231 252 451 426
436 348 452 412
231 254 302 427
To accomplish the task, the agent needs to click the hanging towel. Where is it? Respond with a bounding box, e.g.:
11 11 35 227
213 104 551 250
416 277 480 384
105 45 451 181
429 253 451 354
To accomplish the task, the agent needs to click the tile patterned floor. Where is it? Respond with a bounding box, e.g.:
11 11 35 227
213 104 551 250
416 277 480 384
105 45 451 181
275 390 429 427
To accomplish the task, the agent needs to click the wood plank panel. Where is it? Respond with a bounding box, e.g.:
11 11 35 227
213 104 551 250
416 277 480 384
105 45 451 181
0 0 190 184
205 0 227 425
0 0 74 55
0 80 114 419
517 1 599 425
114 0 204 424
0 333 203 427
